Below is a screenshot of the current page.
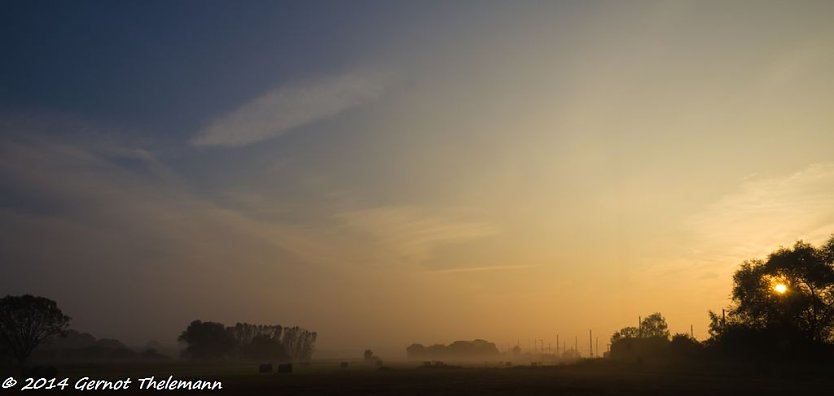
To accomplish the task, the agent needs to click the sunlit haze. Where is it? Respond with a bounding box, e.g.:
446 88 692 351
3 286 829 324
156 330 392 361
2 1 834 357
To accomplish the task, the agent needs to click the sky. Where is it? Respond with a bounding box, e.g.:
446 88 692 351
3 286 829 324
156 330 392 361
2 0 834 357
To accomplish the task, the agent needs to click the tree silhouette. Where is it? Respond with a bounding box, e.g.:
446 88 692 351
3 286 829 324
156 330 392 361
405 340 500 359
722 238 834 340
227 323 283 347
609 313 671 361
669 333 702 360
0 295 70 367
610 313 669 346
281 326 317 362
610 326 639 344
406 344 425 359
178 320 316 361
709 236 834 358
227 323 287 360
178 320 236 359
640 313 670 339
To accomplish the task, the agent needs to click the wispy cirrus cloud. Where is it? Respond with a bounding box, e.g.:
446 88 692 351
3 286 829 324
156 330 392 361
428 264 536 274
0 119 354 341
191 69 391 147
684 163 834 262
337 206 499 263
631 164 834 288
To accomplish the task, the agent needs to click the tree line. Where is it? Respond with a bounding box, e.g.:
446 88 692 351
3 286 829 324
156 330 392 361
178 320 317 362
407 339 499 359
5 235 833 367
0 295 317 368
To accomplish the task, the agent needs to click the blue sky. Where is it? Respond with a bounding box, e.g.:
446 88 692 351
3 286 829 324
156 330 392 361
2 1 834 355
2 1 406 133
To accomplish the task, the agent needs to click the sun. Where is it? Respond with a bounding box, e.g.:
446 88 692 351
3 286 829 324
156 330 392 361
773 283 788 294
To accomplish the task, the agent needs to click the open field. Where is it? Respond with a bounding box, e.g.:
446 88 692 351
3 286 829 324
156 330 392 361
5 360 834 395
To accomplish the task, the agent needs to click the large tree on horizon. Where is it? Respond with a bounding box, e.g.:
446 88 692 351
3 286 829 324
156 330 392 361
711 236 834 348
0 294 71 367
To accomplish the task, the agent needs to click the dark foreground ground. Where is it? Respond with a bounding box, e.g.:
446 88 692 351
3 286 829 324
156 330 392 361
4 359 834 395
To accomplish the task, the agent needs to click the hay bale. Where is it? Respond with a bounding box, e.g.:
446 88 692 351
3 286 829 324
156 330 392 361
258 363 273 373
277 363 293 374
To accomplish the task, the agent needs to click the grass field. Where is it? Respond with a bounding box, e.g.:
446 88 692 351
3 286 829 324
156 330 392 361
5 359 834 395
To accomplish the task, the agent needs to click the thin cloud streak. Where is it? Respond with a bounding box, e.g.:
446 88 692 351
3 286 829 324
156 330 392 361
192 69 391 147
684 163 834 263
429 264 537 274
337 206 499 263
629 163 834 295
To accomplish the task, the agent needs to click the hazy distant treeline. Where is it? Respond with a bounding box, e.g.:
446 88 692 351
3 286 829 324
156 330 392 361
32 330 166 362
407 339 499 360
178 320 317 361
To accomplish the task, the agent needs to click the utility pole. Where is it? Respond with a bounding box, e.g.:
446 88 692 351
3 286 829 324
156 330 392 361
556 334 560 355
638 316 642 337
575 336 578 356
596 337 599 358
690 324 694 339
589 329 593 357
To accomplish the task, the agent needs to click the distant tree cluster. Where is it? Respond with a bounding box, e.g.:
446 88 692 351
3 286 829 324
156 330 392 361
363 349 382 365
611 313 670 344
407 339 499 360
178 320 316 361
34 329 167 362
609 313 699 362
1 295 167 367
